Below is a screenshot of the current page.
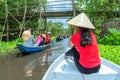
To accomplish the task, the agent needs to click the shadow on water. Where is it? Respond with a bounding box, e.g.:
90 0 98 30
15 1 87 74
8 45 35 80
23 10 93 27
0 38 69 80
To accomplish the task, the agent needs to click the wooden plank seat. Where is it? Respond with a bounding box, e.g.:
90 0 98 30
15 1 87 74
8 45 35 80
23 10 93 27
54 59 118 80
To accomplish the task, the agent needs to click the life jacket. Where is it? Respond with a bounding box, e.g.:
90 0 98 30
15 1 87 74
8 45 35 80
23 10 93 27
45 33 50 43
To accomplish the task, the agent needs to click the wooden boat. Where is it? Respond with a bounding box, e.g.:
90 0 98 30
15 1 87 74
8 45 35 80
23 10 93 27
16 44 51 54
42 53 120 80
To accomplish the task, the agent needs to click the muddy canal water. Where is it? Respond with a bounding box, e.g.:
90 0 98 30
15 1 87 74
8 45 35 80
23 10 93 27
0 38 69 80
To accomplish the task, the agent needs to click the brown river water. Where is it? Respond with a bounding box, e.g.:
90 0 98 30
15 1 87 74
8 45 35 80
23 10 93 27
0 38 69 80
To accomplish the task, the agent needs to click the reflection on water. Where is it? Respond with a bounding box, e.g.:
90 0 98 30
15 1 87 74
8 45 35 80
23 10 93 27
0 38 69 80
24 59 36 77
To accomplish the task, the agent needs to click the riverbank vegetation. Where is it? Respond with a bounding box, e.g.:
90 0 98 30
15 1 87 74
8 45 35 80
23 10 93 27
97 28 120 65
0 38 22 56
99 44 120 65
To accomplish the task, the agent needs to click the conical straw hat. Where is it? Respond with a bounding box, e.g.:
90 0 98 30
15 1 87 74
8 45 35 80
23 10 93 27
22 30 31 40
67 12 95 29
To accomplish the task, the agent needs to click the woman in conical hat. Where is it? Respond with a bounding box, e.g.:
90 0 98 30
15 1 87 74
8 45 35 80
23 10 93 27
65 12 101 74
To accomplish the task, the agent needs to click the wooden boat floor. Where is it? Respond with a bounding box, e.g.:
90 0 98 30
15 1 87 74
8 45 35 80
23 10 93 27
54 59 118 80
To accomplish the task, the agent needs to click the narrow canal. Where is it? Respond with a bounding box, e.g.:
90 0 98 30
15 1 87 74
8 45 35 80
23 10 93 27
0 38 69 80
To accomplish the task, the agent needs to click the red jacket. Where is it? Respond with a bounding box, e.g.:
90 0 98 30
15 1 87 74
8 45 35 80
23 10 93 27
71 31 101 68
45 33 50 43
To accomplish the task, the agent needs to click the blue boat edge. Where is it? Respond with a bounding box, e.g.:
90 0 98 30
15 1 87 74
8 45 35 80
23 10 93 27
16 44 51 54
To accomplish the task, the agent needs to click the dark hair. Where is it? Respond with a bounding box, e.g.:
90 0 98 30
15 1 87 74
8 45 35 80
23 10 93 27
24 27 34 34
25 27 31 30
80 28 92 47
37 33 40 35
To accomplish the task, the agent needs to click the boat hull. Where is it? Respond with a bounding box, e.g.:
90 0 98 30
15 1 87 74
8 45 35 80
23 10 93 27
16 44 51 54
42 53 120 80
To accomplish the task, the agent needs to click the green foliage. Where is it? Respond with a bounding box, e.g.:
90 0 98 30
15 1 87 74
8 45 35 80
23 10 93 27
0 38 23 55
0 0 5 18
95 29 101 41
98 29 120 45
51 36 57 41
99 44 120 65
47 21 64 36
0 25 3 29
95 29 101 36
78 0 120 29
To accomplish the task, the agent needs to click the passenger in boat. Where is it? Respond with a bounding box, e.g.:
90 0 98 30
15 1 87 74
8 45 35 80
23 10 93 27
44 31 51 44
22 28 34 47
48 32 55 46
39 34 46 46
56 34 63 42
33 33 43 47
66 12 101 74
48 32 52 42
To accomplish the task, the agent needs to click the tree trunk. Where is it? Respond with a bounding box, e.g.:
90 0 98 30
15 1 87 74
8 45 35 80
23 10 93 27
19 0 27 38
38 0 42 33
5 0 9 42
